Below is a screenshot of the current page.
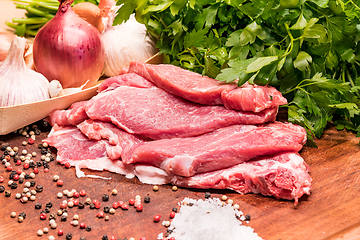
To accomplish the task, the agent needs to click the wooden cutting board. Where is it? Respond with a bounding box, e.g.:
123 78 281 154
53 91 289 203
1 117 360 240
1 2 360 240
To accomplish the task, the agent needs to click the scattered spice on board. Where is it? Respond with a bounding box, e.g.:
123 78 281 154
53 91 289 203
160 197 263 240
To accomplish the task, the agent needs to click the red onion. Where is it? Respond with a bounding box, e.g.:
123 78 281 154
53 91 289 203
33 0 105 89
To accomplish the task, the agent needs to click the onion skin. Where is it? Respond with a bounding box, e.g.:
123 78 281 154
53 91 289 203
72 2 104 33
33 0 105 89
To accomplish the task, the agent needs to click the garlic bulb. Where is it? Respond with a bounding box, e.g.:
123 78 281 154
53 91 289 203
102 14 158 77
0 36 50 107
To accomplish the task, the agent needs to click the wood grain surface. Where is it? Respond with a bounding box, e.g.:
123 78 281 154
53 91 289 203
1 1 360 240
1 117 360 240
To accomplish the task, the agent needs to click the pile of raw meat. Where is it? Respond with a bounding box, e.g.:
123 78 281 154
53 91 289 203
43 61 312 205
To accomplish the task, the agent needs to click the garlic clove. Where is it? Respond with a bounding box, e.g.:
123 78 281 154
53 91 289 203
49 79 88 98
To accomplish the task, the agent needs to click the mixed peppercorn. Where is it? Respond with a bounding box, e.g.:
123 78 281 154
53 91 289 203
0 121 251 240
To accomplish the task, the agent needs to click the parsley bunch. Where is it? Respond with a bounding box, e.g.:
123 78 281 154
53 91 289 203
115 0 360 145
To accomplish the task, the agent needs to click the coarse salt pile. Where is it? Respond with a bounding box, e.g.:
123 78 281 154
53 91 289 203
160 197 263 240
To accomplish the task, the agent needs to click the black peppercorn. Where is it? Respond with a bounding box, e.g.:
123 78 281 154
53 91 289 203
46 202 53 208
43 162 49 169
102 194 109 201
89 203 95 209
40 148 48 154
5 191 11 197
85 226 91 232
144 196 150 203
49 213 56 220
45 207 51 213
0 185 4 193
104 206 110 213
0 144 7 151
13 155 19 162
40 210 46 214
24 174 30 179
30 180 36 187
10 182 18 189
102 235 108 240
172 207 178 213
205 192 211 199
9 173 14 180
66 233 72 240
29 162 36 168
61 215 67 221
245 214 251 221
35 203 42 209
19 178 24 184
19 212 26 219
49 155 55 161
36 162 42 167
78 202 85 209
34 128 41 135
35 185 43 192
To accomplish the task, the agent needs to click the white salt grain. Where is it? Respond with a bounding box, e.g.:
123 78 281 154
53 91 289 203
166 197 263 240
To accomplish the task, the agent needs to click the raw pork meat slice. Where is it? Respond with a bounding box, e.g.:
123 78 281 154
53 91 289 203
85 86 278 139
43 125 135 178
48 101 88 126
129 122 307 176
77 119 144 163
97 73 155 93
127 60 237 105
221 82 287 112
171 152 312 205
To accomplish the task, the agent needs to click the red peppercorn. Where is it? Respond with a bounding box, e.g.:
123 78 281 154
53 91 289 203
16 169 22 174
0 176 4 183
15 160 21 166
140 237 146 240
112 202 118 209
110 236 117 240
96 211 105 218
44 168 49 173
170 211 176 219
73 199 79 206
57 180 63 186
23 163 29 169
79 190 86 197
169 237 175 240
79 222 86 229
154 215 161 222
129 198 135 206
95 201 101 209
120 203 129 210
13 174 19 181
33 167 39 174
28 138 35 145
73 192 80 198
60 203 67 209
92 199 99 204
40 213 47 220
6 165 12 171
64 162 71 168
136 204 143 212
58 229 63 236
